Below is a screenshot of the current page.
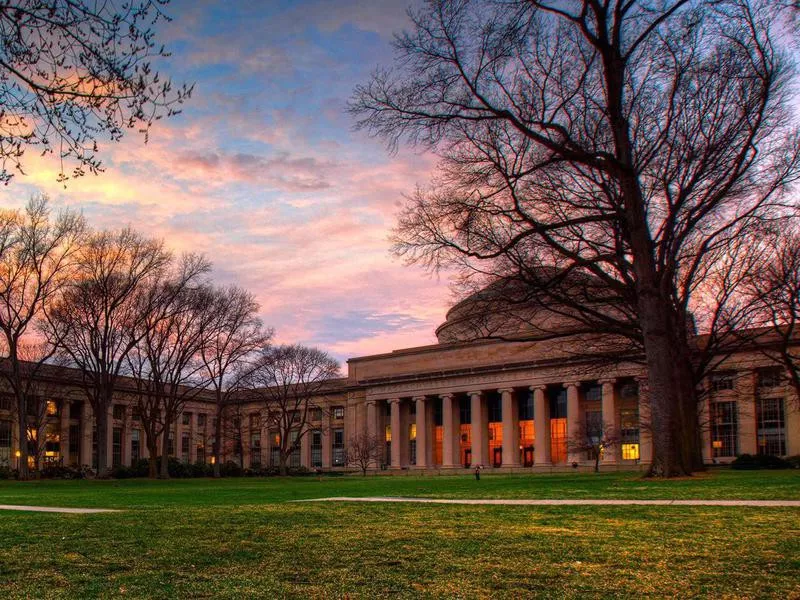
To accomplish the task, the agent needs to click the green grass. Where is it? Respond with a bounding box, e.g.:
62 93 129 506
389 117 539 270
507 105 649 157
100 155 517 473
0 470 798 598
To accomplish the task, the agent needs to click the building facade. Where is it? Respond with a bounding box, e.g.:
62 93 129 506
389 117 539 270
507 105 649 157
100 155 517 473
0 297 798 473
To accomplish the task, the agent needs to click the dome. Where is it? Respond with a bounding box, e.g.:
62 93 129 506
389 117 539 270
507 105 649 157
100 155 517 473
435 269 614 344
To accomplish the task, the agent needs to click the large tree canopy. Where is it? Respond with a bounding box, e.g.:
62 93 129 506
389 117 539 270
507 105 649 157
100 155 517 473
0 0 191 183
352 0 800 476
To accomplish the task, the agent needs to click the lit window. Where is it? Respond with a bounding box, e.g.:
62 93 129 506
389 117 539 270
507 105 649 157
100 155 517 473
621 443 640 460
333 406 344 419
385 424 391 442
46 401 58 416
758 368 784 389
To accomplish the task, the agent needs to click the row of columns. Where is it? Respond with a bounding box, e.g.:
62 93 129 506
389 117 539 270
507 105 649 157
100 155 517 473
374 378 645 469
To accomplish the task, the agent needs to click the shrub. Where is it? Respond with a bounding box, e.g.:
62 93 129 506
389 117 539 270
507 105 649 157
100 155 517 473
220 460 243 477
0 465 16 479
731 454 790 470
40 464 91 479
784 455 800 469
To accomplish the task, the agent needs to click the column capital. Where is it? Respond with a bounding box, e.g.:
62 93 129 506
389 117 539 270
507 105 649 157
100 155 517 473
563 381 581 389
412 395 427 403
388 398 401 405
529 384 547 392
598 377 617 385
439 392 454 400
497 387 514 395
467 390 483 398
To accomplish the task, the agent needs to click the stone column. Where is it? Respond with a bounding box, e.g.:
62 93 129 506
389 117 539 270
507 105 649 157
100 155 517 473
637 377 653 464
389 398 402 468
565 382 581 464
441 393 458 468
469 391 488 467
175 414 184 462
500 388 520 467
60 400 70 465
300 429 310 468
322 406 332 468
699 378 713 465
600 379 618 464
123 404 132 466
105 404 114 465
366 401 378 440
532 385 550 466
80 402 92 468
11 416 20 470
414 396 427 468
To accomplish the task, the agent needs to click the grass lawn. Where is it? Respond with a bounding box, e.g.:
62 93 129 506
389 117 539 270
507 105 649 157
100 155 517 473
0 470 798 598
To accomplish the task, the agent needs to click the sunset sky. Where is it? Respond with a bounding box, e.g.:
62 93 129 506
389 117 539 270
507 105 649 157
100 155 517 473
0 0 454 365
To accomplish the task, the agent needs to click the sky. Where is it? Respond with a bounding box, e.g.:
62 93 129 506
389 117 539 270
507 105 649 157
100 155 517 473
0 0 454 365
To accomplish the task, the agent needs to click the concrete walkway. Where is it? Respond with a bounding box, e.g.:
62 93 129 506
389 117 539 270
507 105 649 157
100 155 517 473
0 504 119 514
295 497 800 507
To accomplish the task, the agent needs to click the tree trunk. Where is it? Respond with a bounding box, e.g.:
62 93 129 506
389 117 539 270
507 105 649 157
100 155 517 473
148 445 158 479
160 420 171 479
15 395 29 480
213 406 223 478
279 454 288 476
95 403 111 477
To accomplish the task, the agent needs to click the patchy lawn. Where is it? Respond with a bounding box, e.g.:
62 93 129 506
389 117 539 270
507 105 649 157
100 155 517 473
0 470 798 598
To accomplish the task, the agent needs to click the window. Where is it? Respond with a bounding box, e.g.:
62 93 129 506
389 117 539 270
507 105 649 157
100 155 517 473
112 404 125 420
712 401 738 457
167 432 175 457
409 423 417 465
197 414 207 428
620 407 640 461
519 392 534 421
181 432 190 462
619 381 639 400
459 397 471 425
585 410 603 460
249 413 260 429
131 429 141 463
711 372 735 392
311 430 322 468
549 388 568 463
289 430 300 467
196 444 205 464
132 407 141 422
250 432 261 468
112 427 122 467
47 400 59 416
332 406 345 420
0 420 11 466
310 407 323 422
757 368 784 389
584 385 602 402
487 394 502 423
182 412 191 426
0 395 11 411
69 424 79 459
270 432 281 467
757 398 786 456
332 428 345 466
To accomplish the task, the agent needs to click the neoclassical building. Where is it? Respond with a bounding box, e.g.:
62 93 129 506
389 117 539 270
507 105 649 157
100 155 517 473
0 291 798 473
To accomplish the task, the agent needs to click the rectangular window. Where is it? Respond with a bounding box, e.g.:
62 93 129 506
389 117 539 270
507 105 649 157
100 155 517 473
757 368 783 389
0 420 11 466
250 432 261 468
712 401 738 457
196 443 205 464
167 432 175 457
619 407 640 461
488 394 502 423
311 430 322 468
197 414 207 428
270 432 281 467
112 404 125 421
132 407 141 422
332 406 345 420
182 412 191 426
181 432 190 462
584 385 602 402
289 430 300 467
47 400 59 416
0 395 11 411
112 427 122 467
711 372 735 392
756 398 786 456
310 407 323 422
459 397 471 424
409 423 417 465
332 428 345 466
131 429 141 463
519 392 534 421
249 413 260 429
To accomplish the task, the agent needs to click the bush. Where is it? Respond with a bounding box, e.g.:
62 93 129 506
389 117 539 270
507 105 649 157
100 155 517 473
784 455 800 469
190 460 213 478
0 465 17 479
220 460 243 477
40 464 91 479
731 453 790 470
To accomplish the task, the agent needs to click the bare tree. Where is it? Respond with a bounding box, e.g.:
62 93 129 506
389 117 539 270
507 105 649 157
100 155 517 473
46 228 171 475
346 432 383 476
0 0 192 184
126 255 212 478
0 196 84 478
568 416 620 474
245 345 339 476
351 0 800 476
198 285 270 477
746 229 800 407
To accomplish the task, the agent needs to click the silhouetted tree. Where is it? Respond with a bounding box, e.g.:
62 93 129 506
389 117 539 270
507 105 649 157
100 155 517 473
0 196 84 478
0 0 192 183
346 432 383 476
568 416 619 473
46 228 171 475
352 0 800 476
245 344 339 476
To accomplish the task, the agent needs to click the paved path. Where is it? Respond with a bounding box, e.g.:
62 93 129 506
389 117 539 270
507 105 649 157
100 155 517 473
0 504 119 514
295 496 800 507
